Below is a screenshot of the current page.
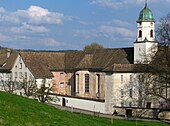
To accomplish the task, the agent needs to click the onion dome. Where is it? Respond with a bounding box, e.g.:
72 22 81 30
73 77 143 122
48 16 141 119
137 3 154 22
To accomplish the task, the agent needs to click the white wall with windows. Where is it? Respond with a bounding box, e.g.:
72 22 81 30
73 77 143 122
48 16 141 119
105 72 147 114
11 54 33 82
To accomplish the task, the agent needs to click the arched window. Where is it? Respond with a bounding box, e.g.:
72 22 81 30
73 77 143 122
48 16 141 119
96 74 100 94
150 30 153 37
76 74 79 93
139 30 142 38
85 74 89 93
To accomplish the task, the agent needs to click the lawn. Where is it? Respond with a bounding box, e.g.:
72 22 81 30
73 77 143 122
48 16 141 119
0 91 169 126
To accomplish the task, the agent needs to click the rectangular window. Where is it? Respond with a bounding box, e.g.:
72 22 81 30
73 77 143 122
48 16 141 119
138 75 144 83
129 88 132 98
19 63 22 69
60 82 64 88
15 72 18 78
130 75 132 82
5 73 8 78
129 102 132 107
2 73 4 78
121 102 124 107
138 75 141 81
60 72 64 79
121 89 124 98
19 72 22 79
85 74 89 93
146 102 151 108
121 75 123 83
76 74 79 93
9 73 12 80
25 72 27 79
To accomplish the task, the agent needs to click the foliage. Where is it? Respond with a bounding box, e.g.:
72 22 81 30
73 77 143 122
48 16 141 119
83 42 104 52
0 91 168 126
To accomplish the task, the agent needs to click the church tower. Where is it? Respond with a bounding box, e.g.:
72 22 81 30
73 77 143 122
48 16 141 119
134 1 158 64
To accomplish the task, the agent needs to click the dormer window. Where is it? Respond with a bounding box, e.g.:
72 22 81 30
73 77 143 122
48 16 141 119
2 63 6 67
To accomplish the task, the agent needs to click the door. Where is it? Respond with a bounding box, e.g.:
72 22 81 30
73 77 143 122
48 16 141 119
62 98 66 106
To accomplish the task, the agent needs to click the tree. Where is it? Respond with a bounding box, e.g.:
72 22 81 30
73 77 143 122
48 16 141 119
36 79 53 103
0 73 54 103
122 73 153 108
0 74 21 93
21 77 38 97
83 42 104 52
142 12 170 108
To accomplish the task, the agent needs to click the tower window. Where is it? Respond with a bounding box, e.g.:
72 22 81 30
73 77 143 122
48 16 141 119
150 30 153 38
139 30 142 38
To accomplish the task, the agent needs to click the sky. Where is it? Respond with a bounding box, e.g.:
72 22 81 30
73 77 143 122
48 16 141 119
0 0 169 51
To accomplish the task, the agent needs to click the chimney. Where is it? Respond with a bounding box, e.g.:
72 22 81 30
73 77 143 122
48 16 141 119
7 48 11 58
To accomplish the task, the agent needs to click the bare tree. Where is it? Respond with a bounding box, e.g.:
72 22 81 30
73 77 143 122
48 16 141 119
36 79 53 103
0 73 54 103
21 77 38 97
141 12 170 108
83 42 104 52
122 73 153 108
0 74 21 93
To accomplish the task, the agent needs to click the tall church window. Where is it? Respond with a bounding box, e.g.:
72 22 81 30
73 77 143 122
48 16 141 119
150 30 153 38
96 74 100 94
85 74 89 93
76 74 79 93
139 30 142 38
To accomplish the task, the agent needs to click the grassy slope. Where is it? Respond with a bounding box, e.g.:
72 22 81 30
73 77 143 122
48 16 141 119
0 92 169 126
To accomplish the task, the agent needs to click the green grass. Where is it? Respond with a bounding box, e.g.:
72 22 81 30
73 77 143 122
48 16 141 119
0 91 169 126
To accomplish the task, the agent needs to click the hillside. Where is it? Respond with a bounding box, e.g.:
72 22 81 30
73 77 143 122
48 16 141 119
0 91 168 126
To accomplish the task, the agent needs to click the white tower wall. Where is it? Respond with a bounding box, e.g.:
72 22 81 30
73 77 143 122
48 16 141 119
137 21 155 42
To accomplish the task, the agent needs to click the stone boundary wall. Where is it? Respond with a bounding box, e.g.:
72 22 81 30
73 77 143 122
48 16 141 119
114 107 170 120
50 95 106 113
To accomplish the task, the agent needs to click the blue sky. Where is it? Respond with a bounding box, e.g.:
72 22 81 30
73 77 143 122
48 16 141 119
0 0 169 50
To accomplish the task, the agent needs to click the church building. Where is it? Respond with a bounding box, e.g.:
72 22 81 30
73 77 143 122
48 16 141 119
1 1 168 118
